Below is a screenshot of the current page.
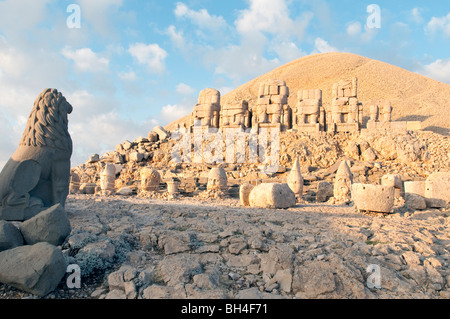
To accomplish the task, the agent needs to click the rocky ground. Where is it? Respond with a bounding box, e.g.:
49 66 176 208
1 194 448 300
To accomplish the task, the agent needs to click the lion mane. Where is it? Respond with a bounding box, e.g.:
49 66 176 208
19 88 73 152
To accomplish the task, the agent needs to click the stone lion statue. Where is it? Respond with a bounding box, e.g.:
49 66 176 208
0 88 73 221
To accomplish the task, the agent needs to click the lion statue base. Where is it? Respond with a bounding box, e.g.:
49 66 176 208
0 88 73 221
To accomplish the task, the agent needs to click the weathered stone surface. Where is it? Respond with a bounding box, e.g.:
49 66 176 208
239 183 254 206
0 90 73 221
352 183 395 213
117 187 133 196
88 154 100 163
334 160 353 203
100 163 116 195
404 181 426 197
207 167 228 192
130 152 144 163
249 183 296 209
405 193 427 210
0 242 67 297
0 220 24 252
153 126 169 141
362 147 377 162
287 156 303 198
157 254 203 286
141 168 161 192
316 181 333 202
80 183 97 195
19 204 71 246
425 172 450 208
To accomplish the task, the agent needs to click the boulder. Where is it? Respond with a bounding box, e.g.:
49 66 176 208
351 183 395 213
19 203 71 246
129 152 145 163
117 187 133 196
404 181 426 197
0 220 24 252
381 174 404 198
0 242 67 297
425 172 450 208
147 131 159 142
239 183 254 206
153 126 169 141
249 183 296 209
405 193 427 211
316 181 333 202
80 183 97 195
88 154 100 163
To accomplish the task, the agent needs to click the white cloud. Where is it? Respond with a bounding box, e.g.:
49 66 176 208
426 13 450 37
313 38 338 54
175 2 227 30
166 25 186 49
411 8 424 24
118 71 138 81
159 104 192 125
128 43 168 74
347 22 362 36
421 58 450 84
61 47 109 73
235 0 312 40
176 83 196 96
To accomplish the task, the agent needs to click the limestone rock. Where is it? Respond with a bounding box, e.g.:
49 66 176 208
381 174 404 198
425 172 450 208
0 242 67 297
405 193 427 210
207 167 228 192
286 156 303 198
147 131 158 142
117 187 133 196
316 181 333 202
153 126 169 141
249 183 296 209
88 154 100 163
239 183 254 206
0 220 24 252
130 152 144 163
80 183 97 195
334 161 353 203
19 203 71 246
362 147 377 162
352 183 395 213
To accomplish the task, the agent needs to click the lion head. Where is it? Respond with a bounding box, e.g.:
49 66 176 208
19 88 73 152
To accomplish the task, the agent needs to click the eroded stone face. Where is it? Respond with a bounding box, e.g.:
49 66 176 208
287 157 303 197
141 168 161 192
207 168 228 192
334 161 353 203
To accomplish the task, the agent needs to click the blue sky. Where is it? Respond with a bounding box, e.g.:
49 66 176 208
0 0 449 168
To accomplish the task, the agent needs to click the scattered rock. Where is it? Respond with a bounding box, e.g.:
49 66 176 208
0 220 24 252
0 242 66 297
352 184 395 213
19 204 71 246
249 183 296 209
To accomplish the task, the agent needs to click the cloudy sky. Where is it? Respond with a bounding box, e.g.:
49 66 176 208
0 0 449 168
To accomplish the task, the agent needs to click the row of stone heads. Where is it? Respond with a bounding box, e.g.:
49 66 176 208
190 77 393 131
